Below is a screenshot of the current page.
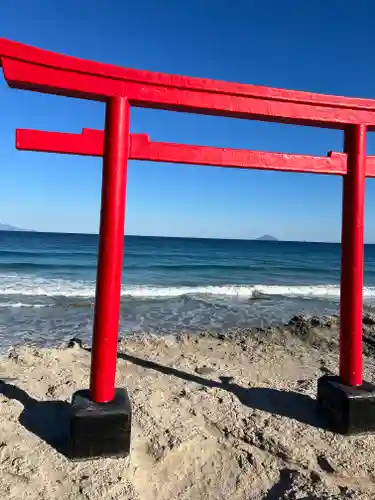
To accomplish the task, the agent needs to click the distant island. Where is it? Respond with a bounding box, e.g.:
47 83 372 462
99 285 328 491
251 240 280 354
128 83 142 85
255 234 279 241
0 223 32 232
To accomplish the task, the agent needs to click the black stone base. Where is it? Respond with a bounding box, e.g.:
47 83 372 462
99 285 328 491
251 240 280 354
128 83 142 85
69 388 131 459
317 375 375 435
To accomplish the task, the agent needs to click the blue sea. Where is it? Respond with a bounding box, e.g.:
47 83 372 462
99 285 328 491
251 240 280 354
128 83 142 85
1 231 375 351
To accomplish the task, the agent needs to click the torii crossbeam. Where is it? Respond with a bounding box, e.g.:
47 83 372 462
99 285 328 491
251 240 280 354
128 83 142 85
1 37 375 459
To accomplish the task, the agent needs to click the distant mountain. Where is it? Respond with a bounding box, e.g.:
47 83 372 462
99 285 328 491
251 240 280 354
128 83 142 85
256 234 279 241
0 223 31 231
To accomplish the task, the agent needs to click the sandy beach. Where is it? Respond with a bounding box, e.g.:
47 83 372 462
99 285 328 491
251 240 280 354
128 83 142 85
1 315 375 499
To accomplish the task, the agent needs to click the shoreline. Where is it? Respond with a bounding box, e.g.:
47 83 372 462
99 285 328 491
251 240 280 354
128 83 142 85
1 315 375 499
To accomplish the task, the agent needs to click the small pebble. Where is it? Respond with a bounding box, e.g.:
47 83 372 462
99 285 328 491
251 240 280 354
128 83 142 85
67 338 83 349
195 366 215 375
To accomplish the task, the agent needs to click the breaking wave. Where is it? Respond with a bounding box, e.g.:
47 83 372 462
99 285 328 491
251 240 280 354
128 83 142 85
0 276 374 300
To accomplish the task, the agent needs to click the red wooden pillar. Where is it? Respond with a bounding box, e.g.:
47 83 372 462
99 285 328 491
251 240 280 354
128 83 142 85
90 96 130 403
339 124 366 386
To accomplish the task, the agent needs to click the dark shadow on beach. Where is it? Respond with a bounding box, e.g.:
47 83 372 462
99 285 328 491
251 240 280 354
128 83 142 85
262 467 319 500
118 351 328 430
0 381 71 456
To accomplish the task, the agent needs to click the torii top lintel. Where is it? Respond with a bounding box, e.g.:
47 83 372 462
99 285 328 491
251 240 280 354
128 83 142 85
1 38 375 130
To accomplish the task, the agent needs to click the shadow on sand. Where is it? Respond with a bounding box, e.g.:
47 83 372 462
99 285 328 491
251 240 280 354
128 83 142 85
118 351 328 430
0 381 71 456
262 467 320 500
0 346 327 459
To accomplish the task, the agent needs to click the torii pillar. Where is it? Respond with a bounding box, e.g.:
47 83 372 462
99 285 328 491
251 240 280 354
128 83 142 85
69 97 132 459
318 124 373 434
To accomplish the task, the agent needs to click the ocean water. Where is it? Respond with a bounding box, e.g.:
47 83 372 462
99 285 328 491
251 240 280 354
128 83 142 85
1 231 375 351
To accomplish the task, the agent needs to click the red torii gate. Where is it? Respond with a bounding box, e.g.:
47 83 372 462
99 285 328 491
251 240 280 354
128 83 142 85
1 38 375 458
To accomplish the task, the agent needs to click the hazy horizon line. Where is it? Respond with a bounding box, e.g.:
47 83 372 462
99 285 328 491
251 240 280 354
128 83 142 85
1 229 371 244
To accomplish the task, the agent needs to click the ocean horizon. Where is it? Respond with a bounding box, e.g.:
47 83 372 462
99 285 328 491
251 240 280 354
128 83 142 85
0 230 374 352
2 229 368 245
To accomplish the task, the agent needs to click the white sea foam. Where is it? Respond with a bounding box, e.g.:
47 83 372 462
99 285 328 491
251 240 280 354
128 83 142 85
0 302 46 308
119 284 375 300
0 275 375 300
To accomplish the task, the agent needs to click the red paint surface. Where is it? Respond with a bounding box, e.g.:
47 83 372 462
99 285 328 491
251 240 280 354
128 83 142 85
2 38 375 128
0 37 373 109
16 127 347 175
17 127 375 177
1 37 373 391
0 37 374 116
339 125 366 386
4 57 375 128
89 97 130 403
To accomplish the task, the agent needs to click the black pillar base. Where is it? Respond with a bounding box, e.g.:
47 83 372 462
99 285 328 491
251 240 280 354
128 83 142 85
317 375 375 435
69 388 131 459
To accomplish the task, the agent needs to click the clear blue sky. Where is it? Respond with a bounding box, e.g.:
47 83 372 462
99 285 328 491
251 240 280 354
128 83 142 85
1 0 375 242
